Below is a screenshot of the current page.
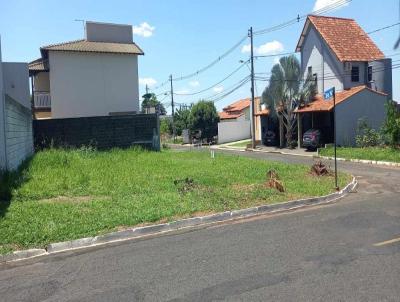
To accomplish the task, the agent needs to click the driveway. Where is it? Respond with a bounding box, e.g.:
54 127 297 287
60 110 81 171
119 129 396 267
0 149 399 302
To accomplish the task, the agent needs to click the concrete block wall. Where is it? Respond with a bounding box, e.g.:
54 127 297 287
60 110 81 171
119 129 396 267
34 114 160 151
4 95 34 170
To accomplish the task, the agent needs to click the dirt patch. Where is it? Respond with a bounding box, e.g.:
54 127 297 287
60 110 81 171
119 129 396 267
38 195 109 204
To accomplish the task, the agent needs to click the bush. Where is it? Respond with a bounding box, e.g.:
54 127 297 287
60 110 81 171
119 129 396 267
382 101 400 147
160 118 172 135
355 118 381 147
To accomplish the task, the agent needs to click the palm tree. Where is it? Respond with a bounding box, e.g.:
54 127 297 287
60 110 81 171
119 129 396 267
261 55 316 147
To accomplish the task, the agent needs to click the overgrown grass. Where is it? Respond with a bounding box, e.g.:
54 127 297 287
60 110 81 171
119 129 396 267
319 146 400 163
226 140 251 148
0 148 350 254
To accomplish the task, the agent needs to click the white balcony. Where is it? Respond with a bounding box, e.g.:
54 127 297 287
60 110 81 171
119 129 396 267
33 92 51 109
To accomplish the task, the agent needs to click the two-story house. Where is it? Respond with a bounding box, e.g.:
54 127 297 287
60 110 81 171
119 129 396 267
295 15 392 146
29 21 144 119
218 97 270 144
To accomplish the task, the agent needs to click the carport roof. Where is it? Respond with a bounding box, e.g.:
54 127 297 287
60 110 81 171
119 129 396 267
295 85 387 113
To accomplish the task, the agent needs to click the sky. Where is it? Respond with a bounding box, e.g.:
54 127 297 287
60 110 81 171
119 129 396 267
0 0 399 113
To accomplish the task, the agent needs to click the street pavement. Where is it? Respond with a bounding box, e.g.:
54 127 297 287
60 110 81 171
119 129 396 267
0 149 399 302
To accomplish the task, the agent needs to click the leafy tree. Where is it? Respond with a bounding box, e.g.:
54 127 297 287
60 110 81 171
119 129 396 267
261 55 316 147
160 118 172 135
141 93 166 115
189 100 219 141
174 106 191 136
382 101 400 147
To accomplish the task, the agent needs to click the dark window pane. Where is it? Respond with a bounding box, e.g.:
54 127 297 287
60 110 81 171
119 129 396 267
368 66 372 82
351 66 359 82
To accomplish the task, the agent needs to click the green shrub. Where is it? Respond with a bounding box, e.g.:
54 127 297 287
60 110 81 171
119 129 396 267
382 101 400 147
355 118 381 147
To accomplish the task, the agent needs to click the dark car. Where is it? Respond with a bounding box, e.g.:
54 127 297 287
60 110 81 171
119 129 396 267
303 129 322 150
264 130 277 146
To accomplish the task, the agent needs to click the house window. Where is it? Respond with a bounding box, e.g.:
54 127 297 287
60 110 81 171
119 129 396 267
351 66 359 82
367 66 372 82
307 66 312 75
313 73 318 90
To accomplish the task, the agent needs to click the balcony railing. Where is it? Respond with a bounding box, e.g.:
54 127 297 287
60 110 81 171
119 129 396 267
33 91 51 109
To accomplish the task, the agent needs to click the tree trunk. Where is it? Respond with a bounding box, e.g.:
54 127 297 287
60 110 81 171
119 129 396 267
279 115 284 148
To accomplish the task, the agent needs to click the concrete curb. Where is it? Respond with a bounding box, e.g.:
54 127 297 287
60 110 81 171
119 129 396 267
318 155 400 167
215 146 400 167
213 146 316 158
1 177 357 264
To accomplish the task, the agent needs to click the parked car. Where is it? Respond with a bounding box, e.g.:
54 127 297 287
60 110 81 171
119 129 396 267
264 130 277 146
303 129 322 150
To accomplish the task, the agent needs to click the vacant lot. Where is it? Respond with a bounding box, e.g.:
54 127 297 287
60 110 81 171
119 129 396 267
0 148 350 254
319 147 400 163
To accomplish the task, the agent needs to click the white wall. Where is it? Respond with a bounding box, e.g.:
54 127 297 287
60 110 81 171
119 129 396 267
0 40 6 170
2 63 30 109
218 120 251 144
86 22 133 43
4 95 33 170
49 51 140 118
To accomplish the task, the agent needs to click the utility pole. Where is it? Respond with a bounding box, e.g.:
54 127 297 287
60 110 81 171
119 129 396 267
333 87 338 190
170 74 176 142
249 27 256 149
145 84 149 95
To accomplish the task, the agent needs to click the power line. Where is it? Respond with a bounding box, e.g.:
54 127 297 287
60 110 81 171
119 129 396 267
254 63 400 83
171 35 248 82
253 0 351 36
173 60 249 96
367 22 400 35
203 75 250 100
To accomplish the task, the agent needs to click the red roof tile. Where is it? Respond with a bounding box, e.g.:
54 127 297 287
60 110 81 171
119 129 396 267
219 111 244 120
295 85 387 113
222 98 251 112
296 15 384 62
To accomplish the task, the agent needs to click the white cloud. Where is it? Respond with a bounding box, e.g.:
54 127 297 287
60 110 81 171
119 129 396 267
213 86 224 93
241 44 251 53
189 80 200 87
139 77 157 87
241 40 284 55
257 41 284 55
132 22 155 37
313 0 349 12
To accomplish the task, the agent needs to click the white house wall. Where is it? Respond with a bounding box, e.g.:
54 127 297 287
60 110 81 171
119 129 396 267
0 41 6 170
2 63 30 109
49 51 140 118
335 90 387 146
85 22 133 44
218 120 251 144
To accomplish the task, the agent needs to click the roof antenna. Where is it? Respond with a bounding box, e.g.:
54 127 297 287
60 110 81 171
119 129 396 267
74 19 85 38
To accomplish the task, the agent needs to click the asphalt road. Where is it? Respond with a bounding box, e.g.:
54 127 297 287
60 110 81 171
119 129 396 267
0 149 399 302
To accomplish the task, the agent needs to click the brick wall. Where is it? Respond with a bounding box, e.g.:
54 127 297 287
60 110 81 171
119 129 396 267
33 114 160 151
4 95 34 170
